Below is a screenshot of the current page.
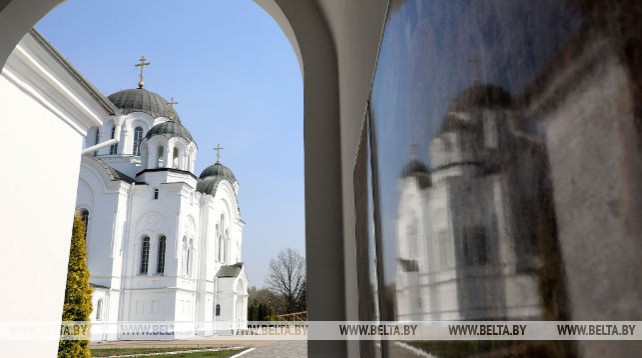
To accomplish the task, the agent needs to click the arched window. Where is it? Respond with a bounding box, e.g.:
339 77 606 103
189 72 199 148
79 209 89 241
216 223 221 262
157 236 166 274
187 238 194 276
140 236 150 274
182 236 188 276
153 188 159 200
157 146 164 168
443 137 452 152
217 215 225 262
109 126 118 155
133 127 143 156
173 147 179 169
215 304 221 316
224 229 229 263
93 128 100 156
96 299 103 321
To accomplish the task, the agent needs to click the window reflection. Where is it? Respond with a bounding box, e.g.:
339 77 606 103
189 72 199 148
359 0 642 356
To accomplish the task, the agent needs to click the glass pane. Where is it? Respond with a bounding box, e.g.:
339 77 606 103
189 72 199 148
366 0 642 356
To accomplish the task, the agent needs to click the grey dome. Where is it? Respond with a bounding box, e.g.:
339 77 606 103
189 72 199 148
449 84 511 112
197 162 237 195
145 121 194 142
198 162 236 181
401 159 427 178
108 88 181 122
401 159 431 188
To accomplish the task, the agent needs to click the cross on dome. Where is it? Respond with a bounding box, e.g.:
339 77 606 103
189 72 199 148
135 56 150 88
469 56 482 84
214 144 224 163
167 97 178 120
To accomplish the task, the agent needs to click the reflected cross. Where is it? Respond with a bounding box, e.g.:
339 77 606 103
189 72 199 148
469 57 482 84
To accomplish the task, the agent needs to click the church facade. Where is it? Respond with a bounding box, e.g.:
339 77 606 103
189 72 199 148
75 80 248 340
395 85 547 322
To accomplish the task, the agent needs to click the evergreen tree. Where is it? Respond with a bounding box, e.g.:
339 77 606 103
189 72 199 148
257 303 267 323
58 213 93 358
248 302 259 321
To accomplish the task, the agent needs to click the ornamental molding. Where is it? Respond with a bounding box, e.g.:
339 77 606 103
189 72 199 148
1 30 115 135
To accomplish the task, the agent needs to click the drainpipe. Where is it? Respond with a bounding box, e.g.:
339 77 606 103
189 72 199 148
214 276 218 335
81 115 125 155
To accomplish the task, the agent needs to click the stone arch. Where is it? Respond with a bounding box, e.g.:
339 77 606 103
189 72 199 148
134 211 170 238
0 2 345 355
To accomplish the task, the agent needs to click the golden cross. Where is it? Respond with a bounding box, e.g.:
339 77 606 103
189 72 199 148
135 56 151 88
214 144 224 163
167 97 178 120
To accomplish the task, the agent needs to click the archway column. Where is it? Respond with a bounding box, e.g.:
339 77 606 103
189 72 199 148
257 1 346 356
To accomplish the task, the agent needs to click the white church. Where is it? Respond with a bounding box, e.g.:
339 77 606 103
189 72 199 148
395 84 546 322
74 59 248 340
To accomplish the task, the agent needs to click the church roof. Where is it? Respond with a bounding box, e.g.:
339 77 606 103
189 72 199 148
196 162 237 196
216 262 244 278
30 29 121 116
198 162 236 181
196 177 224 196
145 120 194 143
449 83 512 112
401 159 427 178
107 88 181 122
401 159 431 188
84 155 139 184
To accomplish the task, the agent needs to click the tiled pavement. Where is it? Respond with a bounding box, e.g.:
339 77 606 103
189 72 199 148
240 340 307 357
236 341 431 357
90 339 430 357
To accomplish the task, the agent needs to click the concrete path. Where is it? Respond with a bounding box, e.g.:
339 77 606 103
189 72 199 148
90 339 273 349
240 341 307 358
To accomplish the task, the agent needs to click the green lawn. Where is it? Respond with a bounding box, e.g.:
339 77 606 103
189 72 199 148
91 347 243 357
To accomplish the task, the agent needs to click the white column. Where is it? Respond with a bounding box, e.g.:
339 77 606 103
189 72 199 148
162 142 171 168
121 121 133 155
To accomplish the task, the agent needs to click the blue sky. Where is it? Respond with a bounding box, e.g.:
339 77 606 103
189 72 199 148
36 0 304 288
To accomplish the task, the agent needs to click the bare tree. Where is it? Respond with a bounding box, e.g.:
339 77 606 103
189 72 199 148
265 248 306 313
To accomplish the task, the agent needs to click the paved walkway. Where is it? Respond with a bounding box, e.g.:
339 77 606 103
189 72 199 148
90 339 273 349
241 341 307 358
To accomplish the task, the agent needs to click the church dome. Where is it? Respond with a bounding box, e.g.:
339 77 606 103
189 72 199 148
401 159 431 188
401 159 427 178
197 162 237 195
198 162 236 181
145 121 194 142
449 83 511 112
108 88 181 122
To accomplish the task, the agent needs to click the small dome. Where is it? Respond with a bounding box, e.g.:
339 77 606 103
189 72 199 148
401 159 427 178
449 84 511 112
108 88 181 122
401 159 431 188
196 162 237 195
198 162 236 181
145 121 194 142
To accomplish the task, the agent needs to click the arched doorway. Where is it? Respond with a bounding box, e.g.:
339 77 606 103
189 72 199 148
0 0 347 356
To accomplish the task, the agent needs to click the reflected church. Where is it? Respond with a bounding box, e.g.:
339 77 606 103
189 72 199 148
396 84 551 321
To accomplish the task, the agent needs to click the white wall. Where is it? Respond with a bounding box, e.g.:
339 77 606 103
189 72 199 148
0 30 109 356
